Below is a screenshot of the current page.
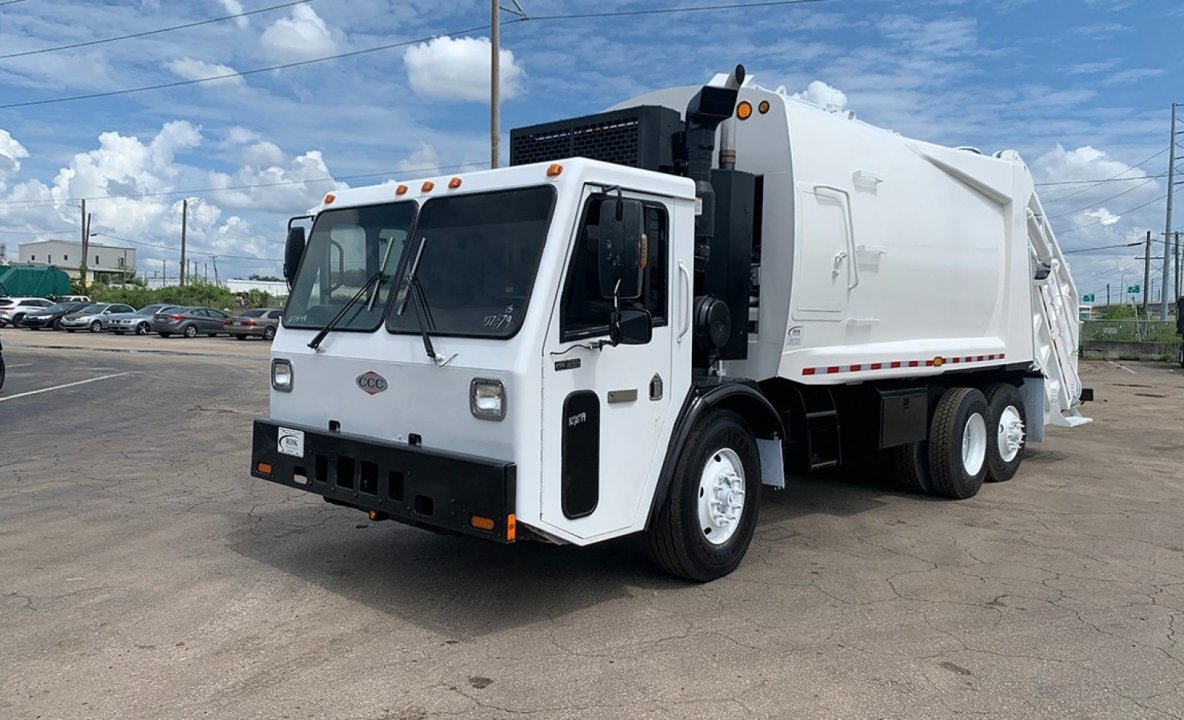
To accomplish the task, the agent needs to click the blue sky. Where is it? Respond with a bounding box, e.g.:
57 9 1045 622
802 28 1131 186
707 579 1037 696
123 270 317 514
0 0 1181 295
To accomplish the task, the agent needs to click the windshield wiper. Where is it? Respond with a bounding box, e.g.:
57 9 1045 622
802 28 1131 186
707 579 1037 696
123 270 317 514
307 237 398 351
398 237 455 367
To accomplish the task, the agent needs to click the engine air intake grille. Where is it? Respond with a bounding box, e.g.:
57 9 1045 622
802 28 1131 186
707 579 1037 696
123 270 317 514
510 106 682 173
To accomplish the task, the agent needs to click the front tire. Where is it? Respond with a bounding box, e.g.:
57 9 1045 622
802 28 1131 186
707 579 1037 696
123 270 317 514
263 326 276 341
646 410 760 582
136 322 149 336
89 320 102 333
928 388 989 499
983 383 1026 483
52 318 63 331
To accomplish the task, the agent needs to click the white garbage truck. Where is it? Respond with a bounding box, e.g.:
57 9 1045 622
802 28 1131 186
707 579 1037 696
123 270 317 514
250 66 1091 581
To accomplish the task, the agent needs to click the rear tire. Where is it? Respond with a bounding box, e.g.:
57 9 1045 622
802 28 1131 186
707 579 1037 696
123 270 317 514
183 324 197 338
983 383 1026 483
928 388 989 499
89 320 102 333
892 441 932 494
646 410 760 582
66 329 76 333
158 332 171 338
234 335 247 341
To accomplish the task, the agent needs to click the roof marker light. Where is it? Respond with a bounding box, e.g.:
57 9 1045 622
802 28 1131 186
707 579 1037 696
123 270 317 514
421 181 435 192
395 184 408 196
448 177 462 189
323 193 336 205
546 163 564 178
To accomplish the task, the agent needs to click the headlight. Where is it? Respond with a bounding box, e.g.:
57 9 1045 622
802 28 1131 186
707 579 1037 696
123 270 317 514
470 378 506 421
271 359 293 391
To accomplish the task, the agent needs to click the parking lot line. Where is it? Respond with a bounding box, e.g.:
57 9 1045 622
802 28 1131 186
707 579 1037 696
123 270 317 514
5 363 32 369
0 372 133 403
1106 360 1137 375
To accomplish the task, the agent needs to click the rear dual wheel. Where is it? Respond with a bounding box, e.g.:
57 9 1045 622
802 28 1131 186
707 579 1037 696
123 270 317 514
895 384 1026 499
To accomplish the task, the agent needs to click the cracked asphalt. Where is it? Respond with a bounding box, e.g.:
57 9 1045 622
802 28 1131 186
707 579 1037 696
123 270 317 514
1 336 1182 719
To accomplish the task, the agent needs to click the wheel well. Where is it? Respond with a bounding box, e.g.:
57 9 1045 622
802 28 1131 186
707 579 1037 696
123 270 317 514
711 393 782 440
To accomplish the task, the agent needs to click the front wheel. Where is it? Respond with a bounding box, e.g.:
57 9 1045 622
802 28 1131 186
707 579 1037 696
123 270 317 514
136 322 149 336
983 384 1026 483
89 320 102 333
646 410 760 582
52 318 63 331
928 388 989 499
263 326 276 341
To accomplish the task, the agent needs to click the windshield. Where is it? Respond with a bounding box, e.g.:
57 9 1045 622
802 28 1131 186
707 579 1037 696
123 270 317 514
74 304 103 315
284 202 416 330
387 186 555 339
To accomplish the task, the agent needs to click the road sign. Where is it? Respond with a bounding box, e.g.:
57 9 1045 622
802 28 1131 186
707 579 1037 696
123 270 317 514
1082 294 1095 302
1128 285 1140 294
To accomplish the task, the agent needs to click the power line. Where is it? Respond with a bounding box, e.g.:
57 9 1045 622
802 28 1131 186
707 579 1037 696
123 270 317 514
1037 147 1168 202
0 0 833 110
1047 176 1158 220
0 162 477 208
1063 241 1142 255
93 231 281 262
0 21 506 110
1054 193 1167 237
0 0 31 6
0 1 310 60
1036 172 1167 188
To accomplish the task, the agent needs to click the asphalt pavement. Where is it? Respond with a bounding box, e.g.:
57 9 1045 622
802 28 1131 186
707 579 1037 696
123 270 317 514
1 337 1182 719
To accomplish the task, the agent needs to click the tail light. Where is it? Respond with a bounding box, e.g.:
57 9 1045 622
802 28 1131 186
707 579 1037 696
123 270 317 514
169 314 184 321
242 320 256 326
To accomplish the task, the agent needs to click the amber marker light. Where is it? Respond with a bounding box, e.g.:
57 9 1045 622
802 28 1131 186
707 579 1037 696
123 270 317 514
448 177 462 189
758 100 771 114
421 181 435 192
506 513 517 541
323 193 336 205
395 184 408 196
546 163 564 177
255 462 272 476
933 356 945 367
736 101 753 120
469 514 495 531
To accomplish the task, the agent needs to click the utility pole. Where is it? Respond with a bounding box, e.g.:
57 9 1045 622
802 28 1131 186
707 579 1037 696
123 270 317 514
1106 283 1111 307
211 256 220 287
1143 230 1152 317
79 199 89 290
490 0 499 169
490 1 526 169
180 199 188 286
161 258 166 283
1161 102 1177 320
1175 231 1181 306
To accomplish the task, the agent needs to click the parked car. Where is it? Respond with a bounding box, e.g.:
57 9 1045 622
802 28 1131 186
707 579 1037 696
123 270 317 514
0 297 54 327
60 303 136 333
152 307 230 338
225 308 283 341
0 330 5 391
57 295 92 303
18 301 93 331
104 304 179 335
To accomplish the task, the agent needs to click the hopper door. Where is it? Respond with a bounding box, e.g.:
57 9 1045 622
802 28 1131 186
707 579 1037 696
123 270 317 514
793 184 856 318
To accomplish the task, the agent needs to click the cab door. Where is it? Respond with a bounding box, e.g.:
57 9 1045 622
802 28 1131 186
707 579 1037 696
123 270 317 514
539 189 678 540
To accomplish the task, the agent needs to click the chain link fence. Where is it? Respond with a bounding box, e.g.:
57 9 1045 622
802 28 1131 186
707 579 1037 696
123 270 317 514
1081 319 1179 343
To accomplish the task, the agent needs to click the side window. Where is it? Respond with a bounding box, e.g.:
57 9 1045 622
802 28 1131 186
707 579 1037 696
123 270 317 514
560 195 668 342
268 311 282 319
193 309 210 318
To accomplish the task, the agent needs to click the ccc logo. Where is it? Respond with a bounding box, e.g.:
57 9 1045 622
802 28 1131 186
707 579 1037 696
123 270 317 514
356 371 388 395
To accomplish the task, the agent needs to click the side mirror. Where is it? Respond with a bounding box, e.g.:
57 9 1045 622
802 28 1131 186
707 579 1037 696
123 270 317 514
283 226 306 290
597 198 645 300
610 307 652 346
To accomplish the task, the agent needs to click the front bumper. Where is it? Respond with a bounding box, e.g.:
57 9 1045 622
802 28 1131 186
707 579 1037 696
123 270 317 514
20 317 53 328
250 419 517 542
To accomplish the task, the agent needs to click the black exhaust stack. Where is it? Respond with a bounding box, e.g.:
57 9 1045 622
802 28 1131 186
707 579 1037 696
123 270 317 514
684 64 744 282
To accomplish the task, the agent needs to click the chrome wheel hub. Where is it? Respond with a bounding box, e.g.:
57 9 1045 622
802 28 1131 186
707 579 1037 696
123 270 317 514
697 448 746 545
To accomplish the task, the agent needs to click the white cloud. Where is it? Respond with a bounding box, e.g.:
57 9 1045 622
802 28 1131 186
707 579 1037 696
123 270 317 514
791 80 848 110
217 0 249 29
260 5 337 61
206 149 344 214
404 36 524 102
241 141 286 168
396 142 440 174
0 128 29 191
165 57 244 86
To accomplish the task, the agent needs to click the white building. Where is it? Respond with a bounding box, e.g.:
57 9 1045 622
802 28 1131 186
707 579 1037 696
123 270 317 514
17 239 136 283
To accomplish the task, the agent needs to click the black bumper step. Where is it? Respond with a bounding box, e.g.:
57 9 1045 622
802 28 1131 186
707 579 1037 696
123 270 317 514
250 419 517 542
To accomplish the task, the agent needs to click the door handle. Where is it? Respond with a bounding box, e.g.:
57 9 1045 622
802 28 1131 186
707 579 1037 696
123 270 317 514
677 261 691 342
832 250 847 276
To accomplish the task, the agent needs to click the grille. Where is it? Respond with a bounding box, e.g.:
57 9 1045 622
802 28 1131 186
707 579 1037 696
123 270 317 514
510 106 682 172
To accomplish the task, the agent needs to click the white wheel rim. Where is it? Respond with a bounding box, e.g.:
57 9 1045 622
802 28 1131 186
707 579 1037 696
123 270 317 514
697 448 746 546
996 405 1025 463
961 412 987 476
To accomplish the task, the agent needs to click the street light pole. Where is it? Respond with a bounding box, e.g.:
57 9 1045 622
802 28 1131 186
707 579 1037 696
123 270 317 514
1161 102 1177 320
490 1 526 169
